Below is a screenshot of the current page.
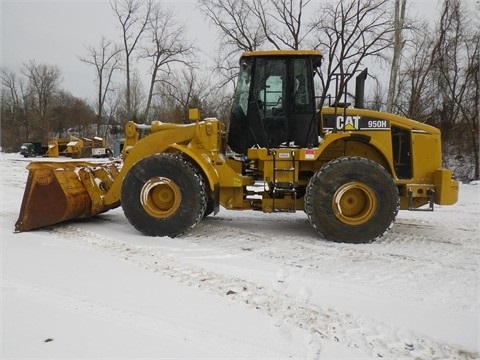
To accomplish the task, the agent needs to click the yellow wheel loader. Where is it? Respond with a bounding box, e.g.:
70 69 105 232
15 50 459 243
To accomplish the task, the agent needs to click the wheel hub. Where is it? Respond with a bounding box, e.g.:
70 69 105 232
140 177 181 218
332 182 377 225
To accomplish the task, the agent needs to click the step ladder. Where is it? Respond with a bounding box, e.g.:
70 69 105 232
271 149 297 213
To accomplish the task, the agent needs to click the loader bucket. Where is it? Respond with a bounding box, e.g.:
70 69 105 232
15 161 121 232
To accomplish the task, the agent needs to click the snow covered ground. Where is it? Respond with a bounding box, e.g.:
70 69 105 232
1 152 479 359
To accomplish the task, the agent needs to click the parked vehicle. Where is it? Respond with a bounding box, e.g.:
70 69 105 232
19 142 46 157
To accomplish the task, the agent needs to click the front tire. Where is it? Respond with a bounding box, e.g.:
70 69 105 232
121 153 207 237
305 156 399 243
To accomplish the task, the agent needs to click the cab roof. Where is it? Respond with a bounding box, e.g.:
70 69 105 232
241 49 323 58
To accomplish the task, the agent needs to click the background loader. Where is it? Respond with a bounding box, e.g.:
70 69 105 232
15 50 459 243
45 136 111 158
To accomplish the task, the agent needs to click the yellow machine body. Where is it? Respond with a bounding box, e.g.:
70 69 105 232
15 50 458 243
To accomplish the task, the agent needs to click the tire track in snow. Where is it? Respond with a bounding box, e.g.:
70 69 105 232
190 214 478 312
49 224 479 359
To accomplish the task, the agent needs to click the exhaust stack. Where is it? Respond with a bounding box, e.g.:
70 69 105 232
355 68 368 109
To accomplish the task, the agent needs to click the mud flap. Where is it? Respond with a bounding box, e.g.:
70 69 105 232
15 161 120 232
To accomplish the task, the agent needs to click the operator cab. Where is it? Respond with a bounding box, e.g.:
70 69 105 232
228 50 323 154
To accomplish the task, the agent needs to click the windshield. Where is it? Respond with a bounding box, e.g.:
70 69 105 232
253 59 287 118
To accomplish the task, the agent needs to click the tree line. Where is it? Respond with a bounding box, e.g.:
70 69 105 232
1 0 478 180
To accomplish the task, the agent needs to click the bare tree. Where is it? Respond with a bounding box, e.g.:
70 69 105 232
154 67 210 123
1 69 25 149
140 3 193 122
198 0 265 53
386 0 407 113
50 90 96 138
251 0 315 50
312 0 394 105
1 66 101 149
368 81 386 111
111 0 152 120
429 0 479 180
80 37 122 134
433 0 467 137
0 70 21 126
198 0 266 95
395 23 438 121
21 61 62 139
128 70 146 121
460 32 480 179
198 0 315 94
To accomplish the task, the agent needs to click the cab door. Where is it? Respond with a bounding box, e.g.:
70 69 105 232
228 55 318 153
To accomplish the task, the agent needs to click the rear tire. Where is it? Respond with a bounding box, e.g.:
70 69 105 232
305 156 399 243
121 153 207 237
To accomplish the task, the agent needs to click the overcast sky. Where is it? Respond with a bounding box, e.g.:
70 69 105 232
0 0 474 103
0 0 213 101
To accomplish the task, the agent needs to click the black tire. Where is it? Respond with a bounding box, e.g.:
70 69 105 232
305 156 399 244
121 153 207 237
